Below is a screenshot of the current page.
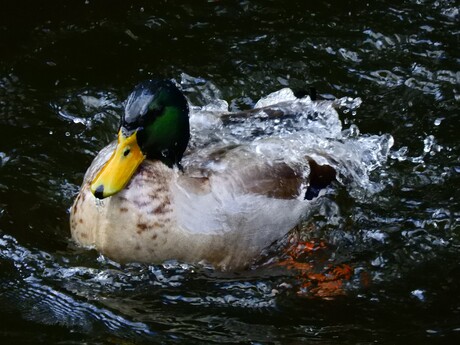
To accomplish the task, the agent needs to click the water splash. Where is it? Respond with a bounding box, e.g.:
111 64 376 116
1 82 395 341
186 87 393 197
0 152 10 167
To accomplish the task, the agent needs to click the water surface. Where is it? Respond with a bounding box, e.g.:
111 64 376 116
1 1 459 344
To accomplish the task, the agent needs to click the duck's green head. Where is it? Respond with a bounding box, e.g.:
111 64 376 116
90 80 189 199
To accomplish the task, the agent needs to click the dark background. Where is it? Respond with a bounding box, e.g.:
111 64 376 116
0 1 459 343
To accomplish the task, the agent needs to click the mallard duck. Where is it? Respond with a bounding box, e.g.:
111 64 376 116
70 80 336 270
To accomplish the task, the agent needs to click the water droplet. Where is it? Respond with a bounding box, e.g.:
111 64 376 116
371 256 386 267
411 289 425 301
434 117 444 126
0 152 9 167
426 329 438 335
391 146 408 161
423 135 435 153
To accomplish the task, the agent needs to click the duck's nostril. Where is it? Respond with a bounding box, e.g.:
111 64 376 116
94 185 105 199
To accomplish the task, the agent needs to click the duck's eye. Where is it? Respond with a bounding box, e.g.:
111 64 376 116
145 104 164 120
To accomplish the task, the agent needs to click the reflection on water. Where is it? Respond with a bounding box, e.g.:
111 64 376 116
0 0 459 343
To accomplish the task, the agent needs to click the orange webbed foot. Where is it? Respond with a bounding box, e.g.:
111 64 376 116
277 238 354 298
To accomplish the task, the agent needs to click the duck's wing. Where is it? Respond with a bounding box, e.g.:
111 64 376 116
182 143 336 200
174 145 336 238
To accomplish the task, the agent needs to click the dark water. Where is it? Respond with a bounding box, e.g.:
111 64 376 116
1 0 459 343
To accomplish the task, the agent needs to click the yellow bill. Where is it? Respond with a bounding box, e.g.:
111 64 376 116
90 130 146 199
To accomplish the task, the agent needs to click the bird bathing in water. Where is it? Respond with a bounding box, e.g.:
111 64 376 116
70 79 339 270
